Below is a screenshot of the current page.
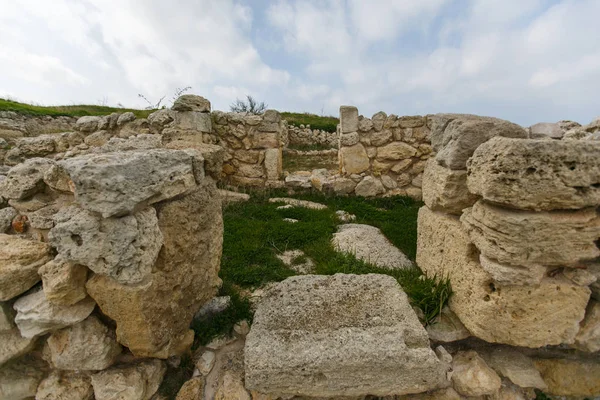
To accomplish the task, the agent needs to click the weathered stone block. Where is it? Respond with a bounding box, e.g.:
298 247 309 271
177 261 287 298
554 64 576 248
0 329 36 366
479 254 546 286
451 351 501 397
0 158 55 200
529 122 564 139
340 106 358 133
461 200 600 267
38 258 88 306
245 274 449 397
340 144 370 174
422 159 478 215
0 356 47 400
467 137 600 210
36 371 94 400
173 111 212 132
376 142 417 161
417 206 590 347
172 95 211 112
533 358 600 397
264 148 281 181
354 176 385 197
91 359 165 400
574 300 600 353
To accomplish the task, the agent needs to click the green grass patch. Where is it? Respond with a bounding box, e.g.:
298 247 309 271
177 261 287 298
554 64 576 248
283 152 338 173
286 143 336 152
281 112 339 133
0 98 153 118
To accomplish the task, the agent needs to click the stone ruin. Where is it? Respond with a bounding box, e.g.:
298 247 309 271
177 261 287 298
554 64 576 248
0 95 600 399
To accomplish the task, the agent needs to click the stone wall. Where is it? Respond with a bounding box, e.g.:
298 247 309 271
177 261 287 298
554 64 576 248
416 114 600 398
287 124 338 148
0 111 76 141
0 141 223 398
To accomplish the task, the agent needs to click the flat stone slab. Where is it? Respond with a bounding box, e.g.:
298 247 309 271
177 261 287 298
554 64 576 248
467 137 600 210
268 197 327 210
244 274 449 397
332 224 413 269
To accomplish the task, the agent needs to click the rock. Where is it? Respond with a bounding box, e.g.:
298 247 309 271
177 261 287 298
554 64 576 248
533 358 600 397
451 351 501 397
86 183 222 358
340 144 370 174
91 359 166 400
0 158 55 200
49 206 163 285
332 224 412 269
172 95 211 112
354 176 385 197
75 116 101 133
371 129 392 146
117 112 136 126
381 175 397 190
479 255 546 286
46 316 121 370
176 377 204 400
480 347 547 390
376 142 417 161
0 302 15 331
417 206 591 348
173 112 212 132
233 320 250 336
282 218 297 223
284 173 311 188
264 148 281 181
218 190 250 205
330 177 357 195
194 296 231 321
38 258 88 306
488 381 535 400
529 122 565 139
197 351 216 376
164 141 224 180
340 106 358 133
15 135 56 157
36 371 94 400
563 267 597 286
401 387 462 400
0 234 52 301
84 130 113 147
335 210 356 223
466 137 600 210
574 300 600 353
340 132 360 146
0 206 17 232
59 149 202 218
215 371 250 400
28 204 60 229
426 306 470 343
268 197 327 210
13 290 96 338
430 114 527 169
245 274 449 397
0 356 47 400
100 135 161 153
275 250 315 274
422 159 478 215
461 200 600 267
0 329 36 366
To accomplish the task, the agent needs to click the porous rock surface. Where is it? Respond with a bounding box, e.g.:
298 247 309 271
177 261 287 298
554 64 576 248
467 137 600 210
332 224 413 269
245 274 450 397
422 159 478 215
90 359 166 400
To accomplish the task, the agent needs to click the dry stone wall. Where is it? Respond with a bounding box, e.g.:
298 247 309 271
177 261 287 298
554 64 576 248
287 124 338 148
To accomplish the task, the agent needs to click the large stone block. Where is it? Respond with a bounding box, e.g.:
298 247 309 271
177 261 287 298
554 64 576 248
49 206 163 285
173 111 212 132
0 356 47 400
38 258 88 306
36 371 94 400
91 359 165 400
60 149 202 218
86 182 222 358
0 234 52 301
461 200 600 267
430 114 527 170
0 158 55 200
245 274 449 397
172 95 211 112
533 358 600 397
467 137 600 210
422 159 478 215
574 300 600 353
376 142 417 161
264 148 282 181
340 106 358 133
0 329 36 366
339 143 370 174
417 206 591 347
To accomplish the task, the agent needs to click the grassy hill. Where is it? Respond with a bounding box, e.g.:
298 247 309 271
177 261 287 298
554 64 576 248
0 98 339 132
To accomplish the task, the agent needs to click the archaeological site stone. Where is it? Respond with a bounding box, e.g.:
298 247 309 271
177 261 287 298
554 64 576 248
36 371 94 400
354 176 385 197
451 351 501 397
0 158 55 200
480 347 547 390
0 356 47 400
339 143 370 174
574 300 600 353
38 258 88 306
533 358 600 397
245 274 449 397
422 159 478 215
90 359 166 400
340 106 358 133
0 329 36 366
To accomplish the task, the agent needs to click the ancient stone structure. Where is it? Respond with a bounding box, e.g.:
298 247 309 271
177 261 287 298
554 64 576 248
0 135 222 398
287 124 338 148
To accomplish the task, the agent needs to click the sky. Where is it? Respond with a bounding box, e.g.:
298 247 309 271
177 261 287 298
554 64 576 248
0 0 599 126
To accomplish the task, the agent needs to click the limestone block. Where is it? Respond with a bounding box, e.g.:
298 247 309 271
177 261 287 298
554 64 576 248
0 234 52 301
461 200 600 267
172 95 211 112
417 206 591 347
480 347 547 390
340 132 359 146
38 258 87 306
252 132 279 148
430 114 527 170
354 176 385 197
46 316 121 371
75 116 101 133
0 356 47 400
340 106 358 133
479 255 546 286
0 302 15 332
237 163 264 179
173 111 211 133
49 206 163 285
14 290 96 338
264 148 282 181
0 206 17 232
332 224 412 269
59 149 200 217
116 112 136 126
16 135 56 157
28 204 60 229
426 306 470 343
36 371 94 400
0 158 55 200
371 129 392 146
87 183 222 358
215 371 250 400
0 329 36 366
529 122 564 139
268 197 327 210
176 377 204 400
451 351 501 397
533 358 600 397
91 359 166 400
245 274 450 397
467 137 600 210
376 142 417 161
99 134 161 153
574 300 600 353
164 141 224 180
340 144 370 174
330 177 357 195
422 159 478 215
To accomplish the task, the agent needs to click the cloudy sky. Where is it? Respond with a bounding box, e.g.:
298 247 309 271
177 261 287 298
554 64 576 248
1 0 598 125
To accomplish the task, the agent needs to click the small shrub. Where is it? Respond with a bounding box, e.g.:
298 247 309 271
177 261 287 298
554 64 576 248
230 95 267 114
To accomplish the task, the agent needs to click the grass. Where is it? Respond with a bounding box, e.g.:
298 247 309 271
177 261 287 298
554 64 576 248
281 111 339 133
287 143 336 152
0 98 154 118
191 191 452 348
283 152 338 172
